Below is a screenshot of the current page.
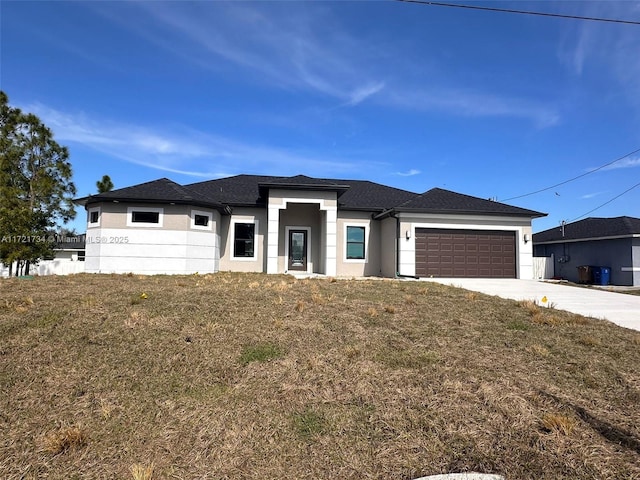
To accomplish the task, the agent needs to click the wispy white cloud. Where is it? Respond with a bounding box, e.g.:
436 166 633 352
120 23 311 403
559 2 640 103
600 157 640 171
386 87 560 127
396 169 421 177
100 1 384 108
343 82 386 107
88 2 559 124
27 103 366 178
580 191 606 200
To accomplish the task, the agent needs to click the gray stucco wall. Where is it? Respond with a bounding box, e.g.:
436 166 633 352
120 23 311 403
534 237 634 286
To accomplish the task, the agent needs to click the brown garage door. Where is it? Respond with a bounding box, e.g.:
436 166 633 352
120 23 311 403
415 228 516 278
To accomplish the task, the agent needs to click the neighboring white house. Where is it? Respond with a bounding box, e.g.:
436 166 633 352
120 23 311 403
35 235 86 276
75 175 546 278
1 235 86 277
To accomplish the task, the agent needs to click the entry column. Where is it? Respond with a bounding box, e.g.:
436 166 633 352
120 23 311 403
324 206 337 276
266 202 281 274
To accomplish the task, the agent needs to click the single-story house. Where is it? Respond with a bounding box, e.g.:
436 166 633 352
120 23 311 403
1 234 86 277
76 174 546 278
533 216 640 286
35 234 86 276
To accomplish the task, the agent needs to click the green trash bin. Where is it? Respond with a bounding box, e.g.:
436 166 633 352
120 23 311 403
577 266 593 284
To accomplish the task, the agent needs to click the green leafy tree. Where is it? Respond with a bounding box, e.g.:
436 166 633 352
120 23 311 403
96 174 113 193
0 91 76 275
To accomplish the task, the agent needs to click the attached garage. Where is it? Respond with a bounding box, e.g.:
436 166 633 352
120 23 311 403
415 228 516 278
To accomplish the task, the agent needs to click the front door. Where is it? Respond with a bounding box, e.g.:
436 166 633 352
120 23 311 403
288 229 308 272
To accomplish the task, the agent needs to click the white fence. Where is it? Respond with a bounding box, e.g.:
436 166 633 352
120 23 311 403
35 260 85 276
1 260 85 277
533 254 554 280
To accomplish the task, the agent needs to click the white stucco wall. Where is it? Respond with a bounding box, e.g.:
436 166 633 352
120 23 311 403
85 228 219 274
266 190 338 275
85 203 220 275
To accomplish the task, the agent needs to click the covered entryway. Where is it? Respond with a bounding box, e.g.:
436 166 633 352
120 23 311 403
287 228 309 272
415 228 516 278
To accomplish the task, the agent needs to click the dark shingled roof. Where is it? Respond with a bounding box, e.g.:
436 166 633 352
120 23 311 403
533 216 640 243
262 175 347 187
79 174 545 218
186 175 278 206
79 178 226 210
336 180 419 210
187 175 419 211
395 188 546 218
55 234 86 250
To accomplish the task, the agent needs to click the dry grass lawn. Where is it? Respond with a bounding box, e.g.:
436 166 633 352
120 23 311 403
1 273 639 479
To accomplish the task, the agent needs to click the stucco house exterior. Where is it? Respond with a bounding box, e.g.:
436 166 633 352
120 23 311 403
533 216 640 286
76 174 545 278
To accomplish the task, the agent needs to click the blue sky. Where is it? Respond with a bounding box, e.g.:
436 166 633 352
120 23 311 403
2 1 640 234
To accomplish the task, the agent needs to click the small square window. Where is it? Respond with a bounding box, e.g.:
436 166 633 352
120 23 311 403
88 207 100 226
194 214 209 227
132 211 159 223
78 250 86 262
234 223 255 258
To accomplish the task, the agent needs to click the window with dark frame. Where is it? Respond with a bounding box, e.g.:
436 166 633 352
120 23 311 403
90 210 99 223
346 226 365 259
234 223 255 258
131 211 159 224
78 250 86 261
194 214 209 227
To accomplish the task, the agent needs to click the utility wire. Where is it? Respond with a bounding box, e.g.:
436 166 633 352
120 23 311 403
569 181 640 222
501 147 640 202
395 0 640 26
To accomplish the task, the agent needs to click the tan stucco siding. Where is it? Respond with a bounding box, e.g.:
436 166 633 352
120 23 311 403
336 211 381 277
86 202 221 231
380 216 397 278
219 208 267 272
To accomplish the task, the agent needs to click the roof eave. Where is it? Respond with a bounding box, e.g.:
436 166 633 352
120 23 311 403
393 207 547 218
533 233 640 244
258 182 350 198
79 196 228 213
338 206 387 213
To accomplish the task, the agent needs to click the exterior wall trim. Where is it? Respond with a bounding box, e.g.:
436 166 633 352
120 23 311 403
342 222 369 264
230 217 259 262
266 192 337 275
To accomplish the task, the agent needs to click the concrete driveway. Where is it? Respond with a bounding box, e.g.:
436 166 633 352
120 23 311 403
421 278 640 332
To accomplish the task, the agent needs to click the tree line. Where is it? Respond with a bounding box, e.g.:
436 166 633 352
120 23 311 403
0 91 77 276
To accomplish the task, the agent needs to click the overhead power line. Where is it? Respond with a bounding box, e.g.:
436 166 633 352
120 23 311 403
501 147 640 202
395 0 640 26
569 181 640 222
